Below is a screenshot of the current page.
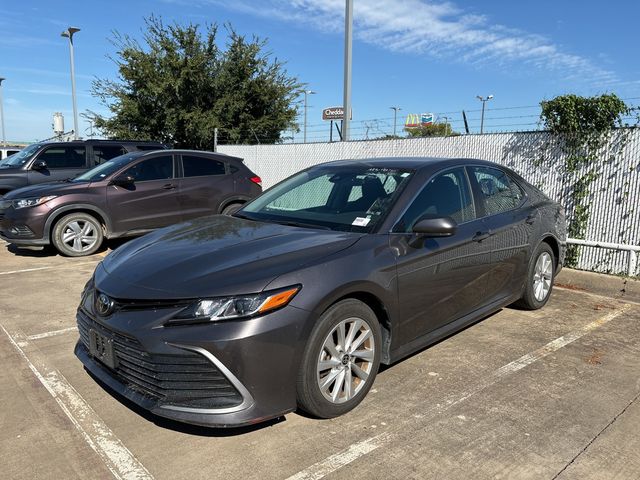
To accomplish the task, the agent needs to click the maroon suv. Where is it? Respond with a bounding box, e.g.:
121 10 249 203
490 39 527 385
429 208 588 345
0 150 262 256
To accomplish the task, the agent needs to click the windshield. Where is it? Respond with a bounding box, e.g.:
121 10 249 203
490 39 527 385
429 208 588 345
0 143 41 167
73 152 144 182
239 165 413 232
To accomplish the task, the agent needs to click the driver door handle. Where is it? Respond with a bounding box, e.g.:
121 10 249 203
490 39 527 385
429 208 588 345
472 231 491 242
163 183 176 190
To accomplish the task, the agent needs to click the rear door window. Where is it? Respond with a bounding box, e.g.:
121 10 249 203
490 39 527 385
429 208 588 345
37 146 86 168
122 155 174 182
94 145 127 164
469 166 524 216
182 155 226 177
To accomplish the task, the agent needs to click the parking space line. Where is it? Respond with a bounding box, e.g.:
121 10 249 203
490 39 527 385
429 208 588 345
0 261 98 276
286 304 632 480
1 323 154 480
27 326 78 341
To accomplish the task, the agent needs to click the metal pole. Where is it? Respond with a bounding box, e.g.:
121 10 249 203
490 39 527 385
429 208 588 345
390 106 401 137
480 100 485 134
214 127 218 152
0 78 6 147
342 0 353 141
304 91 308 143
62 28 81 140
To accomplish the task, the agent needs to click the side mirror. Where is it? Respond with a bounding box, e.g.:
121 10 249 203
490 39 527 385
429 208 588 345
109 174 135 186
412 216 457 237
32 160 47 170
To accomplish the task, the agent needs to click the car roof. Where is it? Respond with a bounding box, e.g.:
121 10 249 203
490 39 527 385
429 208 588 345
317 157 502 170
37 139 164 146
142 149 243 162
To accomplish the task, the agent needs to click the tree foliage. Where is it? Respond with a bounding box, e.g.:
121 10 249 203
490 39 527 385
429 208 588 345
405 122 458 137
539 93 631 266
91 16 301 147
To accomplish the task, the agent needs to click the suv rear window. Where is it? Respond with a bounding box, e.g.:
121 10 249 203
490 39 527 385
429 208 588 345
182 155 226 177
94 145 126 164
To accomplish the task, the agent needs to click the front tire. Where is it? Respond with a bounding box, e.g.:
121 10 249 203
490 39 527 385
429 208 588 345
297 299 381 418
221 202 243 215
51 213 104 257
516 242 555 310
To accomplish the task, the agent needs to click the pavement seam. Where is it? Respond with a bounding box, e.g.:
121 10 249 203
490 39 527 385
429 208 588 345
550 389 640 480
286 304 631 480
0 323 154 480
555 285 640 307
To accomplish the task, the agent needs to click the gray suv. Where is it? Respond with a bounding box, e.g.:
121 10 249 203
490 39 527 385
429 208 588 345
0 139 166 195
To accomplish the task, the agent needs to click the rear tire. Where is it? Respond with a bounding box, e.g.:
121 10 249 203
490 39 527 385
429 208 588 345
221 202 243 215
51 213 103 257
515 242 555 310
297 299 381 419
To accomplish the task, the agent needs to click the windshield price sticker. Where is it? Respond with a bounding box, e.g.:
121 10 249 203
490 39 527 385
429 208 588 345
352 217 371 227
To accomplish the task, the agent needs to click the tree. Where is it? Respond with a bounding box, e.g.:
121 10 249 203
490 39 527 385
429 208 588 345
91 16 301 147
539 93 631 266
405 122 458 137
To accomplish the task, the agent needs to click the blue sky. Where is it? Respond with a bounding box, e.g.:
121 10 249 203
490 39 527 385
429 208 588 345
1 0 639 143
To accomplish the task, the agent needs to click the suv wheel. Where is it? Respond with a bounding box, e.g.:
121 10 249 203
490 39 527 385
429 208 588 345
52 213 104 257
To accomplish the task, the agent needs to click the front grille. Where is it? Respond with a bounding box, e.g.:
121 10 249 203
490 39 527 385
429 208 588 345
77 310 243 409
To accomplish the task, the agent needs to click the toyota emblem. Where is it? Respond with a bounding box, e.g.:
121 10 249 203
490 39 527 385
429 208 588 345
95 292 115 317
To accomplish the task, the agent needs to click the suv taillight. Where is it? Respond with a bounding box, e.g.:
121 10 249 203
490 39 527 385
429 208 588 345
250 176 262 187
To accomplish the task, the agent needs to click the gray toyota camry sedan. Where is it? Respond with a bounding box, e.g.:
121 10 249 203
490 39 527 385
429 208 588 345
75 157 566 427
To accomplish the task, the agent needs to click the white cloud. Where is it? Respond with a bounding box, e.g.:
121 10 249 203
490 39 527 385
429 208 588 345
173 0 618 84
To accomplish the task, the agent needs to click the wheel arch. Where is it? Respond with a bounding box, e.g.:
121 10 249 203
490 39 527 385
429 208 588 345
45 204 112 242
540 234 561 271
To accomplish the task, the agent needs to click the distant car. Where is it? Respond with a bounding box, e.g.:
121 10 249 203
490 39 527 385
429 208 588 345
0 139 166 196
74 157 566 428
0 149 262 256
0 146 22 161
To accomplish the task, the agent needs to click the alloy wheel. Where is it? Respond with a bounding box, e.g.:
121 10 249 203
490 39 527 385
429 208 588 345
316 317 375 404
61 219 99 253
533 251 553 301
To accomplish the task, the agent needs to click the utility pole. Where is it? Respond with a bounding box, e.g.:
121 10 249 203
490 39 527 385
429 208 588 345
61 27 81 140
390 106 401 137
342 0 353 141
0 78 6 146
476 95 493 134
441 115 449 136
303 90 316 143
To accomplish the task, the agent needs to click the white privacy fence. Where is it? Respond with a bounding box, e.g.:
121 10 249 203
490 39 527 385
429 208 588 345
219 130 640 275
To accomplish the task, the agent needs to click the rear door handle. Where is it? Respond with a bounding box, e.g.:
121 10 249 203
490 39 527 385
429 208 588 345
163 183 176 190
526 213 537 224
473 231 491 242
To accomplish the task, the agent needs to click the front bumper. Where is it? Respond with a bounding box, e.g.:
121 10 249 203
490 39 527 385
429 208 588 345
0 205 49 245
75 302 312 428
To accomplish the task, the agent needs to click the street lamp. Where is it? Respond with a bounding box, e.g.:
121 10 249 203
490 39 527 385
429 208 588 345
61 27 81 140
476 94 493 134
303 89 316 143
390 106 401 137
342 0 353 141
0 78 6 146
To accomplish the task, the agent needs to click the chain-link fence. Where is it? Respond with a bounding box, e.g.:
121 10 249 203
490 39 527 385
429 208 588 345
219 129 640 275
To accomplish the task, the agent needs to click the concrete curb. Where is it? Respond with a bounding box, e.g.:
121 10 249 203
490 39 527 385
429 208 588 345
556 268 640 304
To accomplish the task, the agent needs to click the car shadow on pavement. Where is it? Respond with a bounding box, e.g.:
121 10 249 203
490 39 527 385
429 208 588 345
6 243 57 257
85 368 287 436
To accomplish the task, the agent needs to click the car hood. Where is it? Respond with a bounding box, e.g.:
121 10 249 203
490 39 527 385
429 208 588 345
97 215 363 299
3 180 91 199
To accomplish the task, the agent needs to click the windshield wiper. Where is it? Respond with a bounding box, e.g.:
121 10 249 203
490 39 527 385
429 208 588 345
271 220 331 231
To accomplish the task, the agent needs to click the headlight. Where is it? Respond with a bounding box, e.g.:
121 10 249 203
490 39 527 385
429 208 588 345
167 286 301 326
13 196 57 209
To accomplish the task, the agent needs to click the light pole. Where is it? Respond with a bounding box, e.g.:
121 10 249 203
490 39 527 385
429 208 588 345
342 0 353 141
441 115 449 136
476 94 493 134
61 27 81 140
303 89 316 143
0 78 6 146
390 106 401 137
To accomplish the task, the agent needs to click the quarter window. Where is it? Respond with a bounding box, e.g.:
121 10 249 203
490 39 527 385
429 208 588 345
182 155 226 177
37 146 86 168
396 167 475 232
470 166 523 216
122 156 173 182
